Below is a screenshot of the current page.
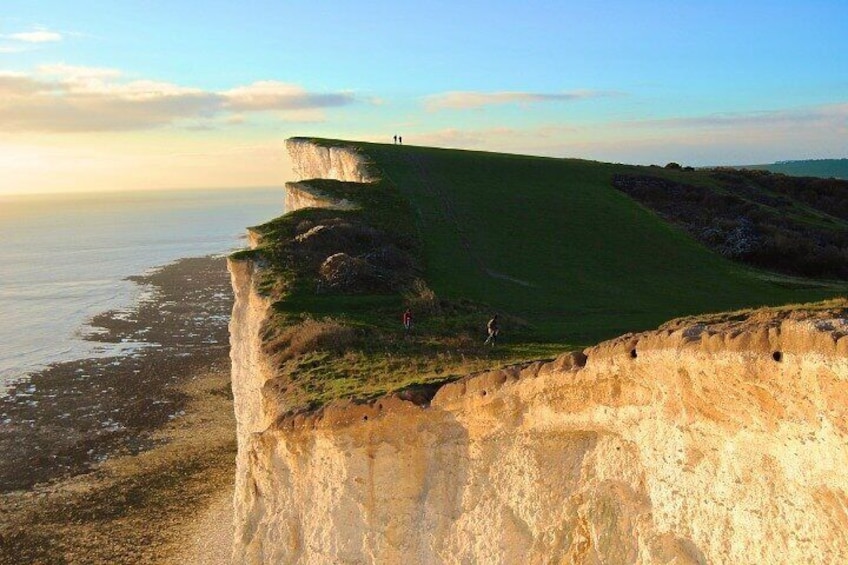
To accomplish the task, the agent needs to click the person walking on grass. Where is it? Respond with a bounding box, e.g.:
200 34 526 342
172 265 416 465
403 308 413 334
484 314 499 346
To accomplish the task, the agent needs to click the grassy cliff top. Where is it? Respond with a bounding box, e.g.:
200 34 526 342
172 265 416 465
352 140 845 339
236 138 846 411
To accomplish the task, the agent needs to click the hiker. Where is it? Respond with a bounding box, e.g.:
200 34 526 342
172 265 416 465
484 314 499 346
393 135 397 144
399 135 403 145
403 308 413 333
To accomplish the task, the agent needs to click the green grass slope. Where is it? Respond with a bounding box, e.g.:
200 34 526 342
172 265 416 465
348 141 844 344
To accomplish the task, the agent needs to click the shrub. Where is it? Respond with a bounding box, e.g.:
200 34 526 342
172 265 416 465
403 278 441 316
264 317 357 362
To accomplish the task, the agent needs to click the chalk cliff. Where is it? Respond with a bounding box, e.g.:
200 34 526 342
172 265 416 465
283 138 375 214
284 181 359 214
285 137 377 184
228 139 848 564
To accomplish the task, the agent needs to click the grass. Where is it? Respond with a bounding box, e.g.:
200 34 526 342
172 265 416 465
237 138 847 412
359 142 846 342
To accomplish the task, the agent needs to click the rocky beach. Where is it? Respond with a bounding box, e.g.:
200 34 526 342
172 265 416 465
0 256 236 564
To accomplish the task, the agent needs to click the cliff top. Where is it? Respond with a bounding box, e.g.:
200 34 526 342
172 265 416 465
231 137 847 414
275 297 848 431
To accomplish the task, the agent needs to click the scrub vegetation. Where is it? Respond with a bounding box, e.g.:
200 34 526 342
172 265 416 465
613 168 848 279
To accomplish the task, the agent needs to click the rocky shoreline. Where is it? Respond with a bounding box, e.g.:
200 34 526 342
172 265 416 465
0 255 236 564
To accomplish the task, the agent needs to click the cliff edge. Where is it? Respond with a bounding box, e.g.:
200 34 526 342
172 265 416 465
228 138 848 564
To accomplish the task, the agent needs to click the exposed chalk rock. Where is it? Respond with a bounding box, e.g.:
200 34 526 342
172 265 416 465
285 138 377 184
285 181 358 214
232 308 848 564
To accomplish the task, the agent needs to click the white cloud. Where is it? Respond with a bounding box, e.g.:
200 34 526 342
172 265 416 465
8 29 63 43
425 90 616 111
0 68 359 132
622 104 848 131
223 81 355 111
408 102 848 165
0 73 52 95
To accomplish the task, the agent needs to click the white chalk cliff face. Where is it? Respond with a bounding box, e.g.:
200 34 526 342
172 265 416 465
285 137 377 184
284 181 359 214
283 138 375 214
228 139 848 564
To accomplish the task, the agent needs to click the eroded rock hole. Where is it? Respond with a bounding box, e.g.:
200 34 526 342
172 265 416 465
772 351 783 362
363 415 368 421
481 390 487 397
630 348 638 359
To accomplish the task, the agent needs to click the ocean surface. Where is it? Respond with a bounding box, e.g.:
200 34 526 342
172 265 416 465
0 187 283 391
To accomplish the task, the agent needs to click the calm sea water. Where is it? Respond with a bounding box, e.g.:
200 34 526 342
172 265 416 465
0 187 283 391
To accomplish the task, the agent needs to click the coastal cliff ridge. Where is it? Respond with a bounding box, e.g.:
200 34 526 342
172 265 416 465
227 138 848 564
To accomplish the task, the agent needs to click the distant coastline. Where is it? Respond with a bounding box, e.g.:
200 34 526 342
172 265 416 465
737 157 848 179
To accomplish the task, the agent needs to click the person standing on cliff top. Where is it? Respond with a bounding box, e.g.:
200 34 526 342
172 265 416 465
399 136 403 145
393 135 397 144
484 314 499 346
403 308 413 333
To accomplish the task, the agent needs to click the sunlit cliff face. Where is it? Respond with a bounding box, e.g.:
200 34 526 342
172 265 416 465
228 283 848 564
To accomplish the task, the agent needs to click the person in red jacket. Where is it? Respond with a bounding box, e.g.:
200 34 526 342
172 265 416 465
403 308 413 333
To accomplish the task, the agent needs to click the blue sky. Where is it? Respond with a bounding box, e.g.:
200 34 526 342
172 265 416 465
1 0 847 194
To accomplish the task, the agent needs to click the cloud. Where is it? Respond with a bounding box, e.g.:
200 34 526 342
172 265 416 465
8 29 63 43
425 90 616 111
407 102 848 166
612 103 848 164
624 104 848 131
222 81 355 111
0 73 53 95
0 68 359 132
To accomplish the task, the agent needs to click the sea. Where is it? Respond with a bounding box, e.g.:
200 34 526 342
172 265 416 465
0 187 283 392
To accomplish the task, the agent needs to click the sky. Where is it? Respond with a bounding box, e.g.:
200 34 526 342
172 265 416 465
1 0 847 195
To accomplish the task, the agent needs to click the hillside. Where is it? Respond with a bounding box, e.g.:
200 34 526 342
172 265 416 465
612 168 848 279
352 141 844 342
740 158 848 179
